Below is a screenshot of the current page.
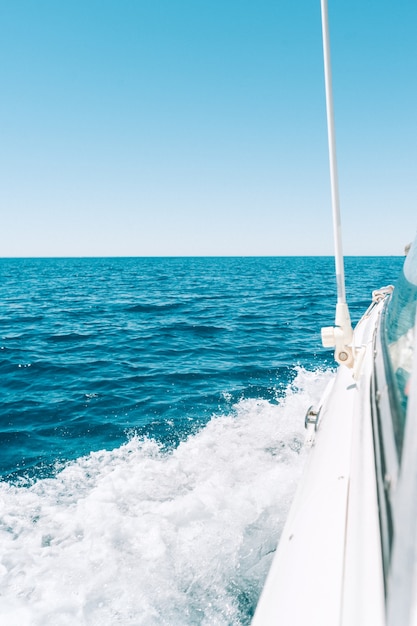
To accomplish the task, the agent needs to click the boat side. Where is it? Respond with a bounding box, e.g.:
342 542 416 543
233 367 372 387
252 299 386 626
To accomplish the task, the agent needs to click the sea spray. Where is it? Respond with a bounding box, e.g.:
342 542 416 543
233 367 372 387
0 368 333 626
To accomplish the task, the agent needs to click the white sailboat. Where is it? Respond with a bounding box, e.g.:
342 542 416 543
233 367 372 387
252 2 417 624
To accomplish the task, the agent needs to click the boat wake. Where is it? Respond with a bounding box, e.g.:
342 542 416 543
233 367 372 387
0 367 333 625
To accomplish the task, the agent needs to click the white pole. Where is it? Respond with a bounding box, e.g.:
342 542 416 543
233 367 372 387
320 0 354 367
321 0 346 305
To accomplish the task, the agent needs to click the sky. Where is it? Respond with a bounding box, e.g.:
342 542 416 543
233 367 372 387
0 0 416 257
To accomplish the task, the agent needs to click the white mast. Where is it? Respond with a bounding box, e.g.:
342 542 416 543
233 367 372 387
320 0 355 368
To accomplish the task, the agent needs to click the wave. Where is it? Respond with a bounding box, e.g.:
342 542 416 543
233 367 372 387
125 303 184 314
0 367 333 625
47 333 94 343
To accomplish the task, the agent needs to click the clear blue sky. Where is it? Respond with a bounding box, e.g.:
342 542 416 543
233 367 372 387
0 0 416 256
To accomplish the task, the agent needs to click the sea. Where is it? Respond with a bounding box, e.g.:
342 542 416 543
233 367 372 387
0 255 403 625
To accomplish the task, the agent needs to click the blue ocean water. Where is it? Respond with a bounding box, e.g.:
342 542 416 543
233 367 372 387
0 255 403 624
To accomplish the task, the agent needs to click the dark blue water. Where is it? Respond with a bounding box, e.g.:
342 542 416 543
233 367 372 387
0 255 403 624
0 255 401 481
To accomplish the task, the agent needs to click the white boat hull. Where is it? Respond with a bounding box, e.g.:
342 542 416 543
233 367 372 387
253 299 386 625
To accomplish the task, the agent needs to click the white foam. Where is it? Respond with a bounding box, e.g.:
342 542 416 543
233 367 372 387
0 367 333 625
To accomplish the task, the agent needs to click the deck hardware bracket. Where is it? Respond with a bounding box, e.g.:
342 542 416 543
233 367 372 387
305 406 319 430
